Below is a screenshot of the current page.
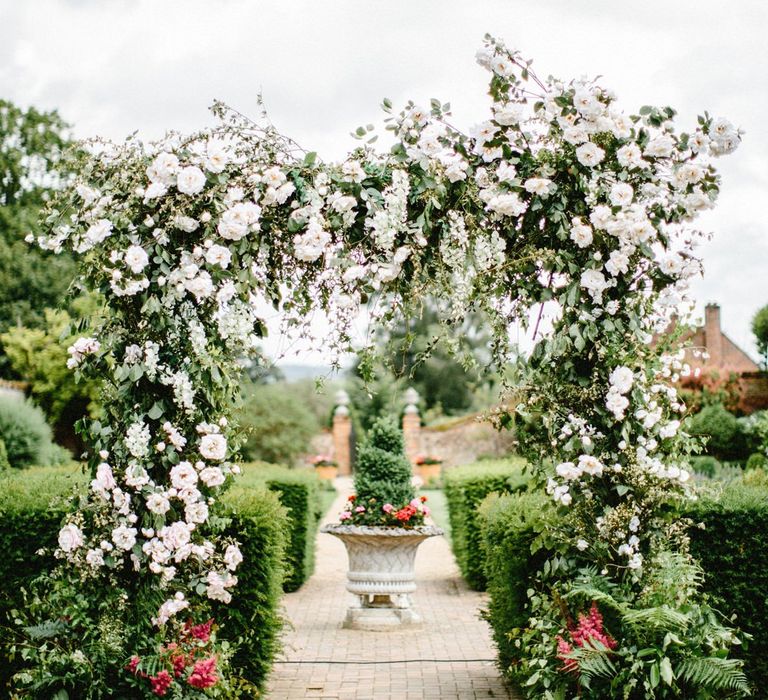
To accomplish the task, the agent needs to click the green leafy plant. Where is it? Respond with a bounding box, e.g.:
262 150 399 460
0 396 57 468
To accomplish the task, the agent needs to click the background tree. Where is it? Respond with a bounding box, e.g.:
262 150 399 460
752 304 768 370
0 100 77 374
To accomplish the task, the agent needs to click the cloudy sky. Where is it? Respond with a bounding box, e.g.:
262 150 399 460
3 0 767 363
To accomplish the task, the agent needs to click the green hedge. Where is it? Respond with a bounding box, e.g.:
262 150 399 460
0 465 294 693
216 486 287 689
444 458 528 590
235 462 326 592
479 490 554 671
686 478 768 689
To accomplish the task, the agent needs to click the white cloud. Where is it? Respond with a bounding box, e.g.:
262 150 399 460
3 0 766 362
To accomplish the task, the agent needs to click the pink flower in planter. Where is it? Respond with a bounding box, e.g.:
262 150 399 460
339 511 352 521
354 505 366 513
410 498 421 509
382 503 394 513
422 506 430 516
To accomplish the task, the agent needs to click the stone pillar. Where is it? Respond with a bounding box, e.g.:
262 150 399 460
402 387 421 467
332 390 352 476
704 303 723 368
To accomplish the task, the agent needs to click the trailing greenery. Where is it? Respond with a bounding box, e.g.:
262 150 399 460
478 490 554 670
686 476 768 690
353 417 414 514
444 458 528 590
0 396 63 469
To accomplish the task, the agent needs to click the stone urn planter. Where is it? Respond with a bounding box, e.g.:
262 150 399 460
321 523 443 630
314 464 338 481
417 460 442 483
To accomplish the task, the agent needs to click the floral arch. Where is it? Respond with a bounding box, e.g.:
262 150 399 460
31 35 745 697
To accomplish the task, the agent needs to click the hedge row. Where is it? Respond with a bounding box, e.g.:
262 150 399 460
475 473 768 689
478 490 554 671
238 462 326 591
444 458 528 590
0 461 328 692
686 477 768 689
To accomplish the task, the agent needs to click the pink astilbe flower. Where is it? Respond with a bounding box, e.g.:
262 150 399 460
188 656 218 689
557 602 617 674
150 669 173 696
186 618 213 642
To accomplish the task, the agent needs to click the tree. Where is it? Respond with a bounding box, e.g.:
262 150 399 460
0 297 101 450
0 100 77 373
752 304 768 369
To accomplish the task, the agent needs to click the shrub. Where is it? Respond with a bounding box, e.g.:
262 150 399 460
0 439 9 470
0 465 292 694
686 478 768 689
354 417 414 511
0 466 88 690
746 452 767 471
478 490 554 671
238 462 325 591
687 404 750 462
689 455 721 478
217 486 287 689
444 458 528 590
237 381 320 465
0 396 56 468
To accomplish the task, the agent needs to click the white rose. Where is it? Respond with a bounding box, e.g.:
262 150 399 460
124 245 149 274
184 272 215 301
523 177 553 196
112 524 138 551
578 454 605 477
576 539 589 551
493 103 525 126
58 523 84 553
609 366 634 394
199 433 227 461
555 462 581 480
176 166 206 195
580 269 607 294
147 152 180 185
199 466 226 487
569 220 593 248
606 389 630 419
224 544 243 571
170 461 199 489
204 244 232 269
487 193 526 217
609 183 634 207
184 501 209 524
85 548 104 567
204 139 229 173
575 142 605 167
147 493 171 515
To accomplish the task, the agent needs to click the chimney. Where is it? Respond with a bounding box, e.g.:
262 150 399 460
704 303 723 367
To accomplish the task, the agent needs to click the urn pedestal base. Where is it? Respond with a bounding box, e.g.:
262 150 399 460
322 524 443 631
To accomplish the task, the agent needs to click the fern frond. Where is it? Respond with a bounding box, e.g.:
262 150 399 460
566 640 617 682
622 605 690 633
676 656 750 694
562 586 626 614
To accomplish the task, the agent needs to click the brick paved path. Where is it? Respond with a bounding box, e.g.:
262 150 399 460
265 481 519 699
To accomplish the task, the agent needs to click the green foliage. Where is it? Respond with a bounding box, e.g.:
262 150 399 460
237 381 320 465
0 465 291 694
686 477 768 689
0 100 77 373
216 486 287 689
689 455 721 478
478 490 553 669
353 417 414 516
237 462 325 591
745 452 767 471
0 438 8 471
687 404 749 461
0 395 59 468
444 458 528 590
751 304 768 368
1 303 101 446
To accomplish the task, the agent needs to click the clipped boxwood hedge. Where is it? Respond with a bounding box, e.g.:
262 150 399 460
686 477 768 689
479 490 554 671
238 462 325 591
444 458 528 590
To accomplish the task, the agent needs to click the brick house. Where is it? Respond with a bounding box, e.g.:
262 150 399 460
679 304 768 414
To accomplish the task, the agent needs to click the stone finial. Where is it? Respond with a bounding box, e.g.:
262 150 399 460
334 389 350 416
403 387 420 415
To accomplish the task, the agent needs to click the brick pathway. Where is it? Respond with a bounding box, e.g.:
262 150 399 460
265 481 518 699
